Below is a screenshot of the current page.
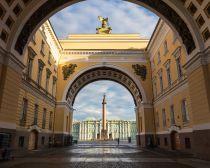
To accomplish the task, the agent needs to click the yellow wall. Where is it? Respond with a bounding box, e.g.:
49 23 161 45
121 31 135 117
150 27 192 132
56 61 153 103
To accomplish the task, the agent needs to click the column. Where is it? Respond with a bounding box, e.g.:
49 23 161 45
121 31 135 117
138 102 155 147
0 52 25 148
54 102 73 146
184 51 210 160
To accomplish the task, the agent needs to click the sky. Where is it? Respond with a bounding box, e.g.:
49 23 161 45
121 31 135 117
73 80 135 121
50 0 159 38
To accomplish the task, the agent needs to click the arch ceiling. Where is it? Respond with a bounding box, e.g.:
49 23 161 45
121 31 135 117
66 67 143 106
12 0 199 56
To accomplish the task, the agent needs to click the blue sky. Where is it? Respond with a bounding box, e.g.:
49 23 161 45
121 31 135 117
73 80 135 121
50 0 159 38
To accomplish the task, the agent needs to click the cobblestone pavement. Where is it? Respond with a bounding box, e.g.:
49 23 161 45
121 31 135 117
1 141 210 168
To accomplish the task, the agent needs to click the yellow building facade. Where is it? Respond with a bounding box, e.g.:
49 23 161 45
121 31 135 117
0 15 210 160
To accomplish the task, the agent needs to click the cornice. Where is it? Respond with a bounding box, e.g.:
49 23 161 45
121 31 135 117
183 46 210 74
0 46 25 73
56 101 74 112
21 79 56 106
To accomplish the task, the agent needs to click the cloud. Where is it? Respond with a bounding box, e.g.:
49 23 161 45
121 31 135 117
50 0 159 38
73 80 135 121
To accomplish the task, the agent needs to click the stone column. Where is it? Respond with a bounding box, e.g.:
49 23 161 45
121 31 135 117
184 50 210 160
101 94 108 139
135 106 141 145
54 101 73 146
138 102 155 147
0 50 25 148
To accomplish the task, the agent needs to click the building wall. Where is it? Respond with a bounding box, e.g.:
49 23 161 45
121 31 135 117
147 20 193 152
14 21 61 150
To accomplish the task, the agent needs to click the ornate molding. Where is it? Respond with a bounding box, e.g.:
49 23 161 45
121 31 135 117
62 63 77 80
14 0 196 55
132 64 147 81
66 67 142 106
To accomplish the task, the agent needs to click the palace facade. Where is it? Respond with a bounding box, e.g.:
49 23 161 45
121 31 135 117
0 7 210 159
72 120 137 141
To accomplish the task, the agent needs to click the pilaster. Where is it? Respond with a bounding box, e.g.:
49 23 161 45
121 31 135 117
184 47 210 160
54 101 74 146
137 102 155 147
0 47 24 133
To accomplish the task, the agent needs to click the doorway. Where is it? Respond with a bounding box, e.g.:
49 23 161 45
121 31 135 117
28 130 38 150
171 131 181 150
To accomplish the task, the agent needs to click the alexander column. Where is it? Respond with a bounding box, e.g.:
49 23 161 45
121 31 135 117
101 94 108 140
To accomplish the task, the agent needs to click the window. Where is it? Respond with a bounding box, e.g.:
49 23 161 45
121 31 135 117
42 108 46 129
159 73 163 93
52 76 57 96
40 40 45 55
185 138 191 149
163 41 168 55
18 136 24 147
37 59 45 86
26 47 36 77
166 67 172 86
182 99 189 122
32 34 36 44
164 137 168 146
46 69 51 92
20 98 28 126
162 109 166 127
33 104 38 125
170 105 175 125
153 78 157 97
157 52 161 64
49 111 53 130
41 136 45 145
26 57 33 77
156 112 159 127
48 52 52 65
173 47 182 78
176 57 182 78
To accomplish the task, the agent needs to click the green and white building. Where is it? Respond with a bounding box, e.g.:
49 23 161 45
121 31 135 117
72 120 136 141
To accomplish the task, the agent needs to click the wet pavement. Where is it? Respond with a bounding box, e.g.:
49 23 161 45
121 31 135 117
1 141 210 168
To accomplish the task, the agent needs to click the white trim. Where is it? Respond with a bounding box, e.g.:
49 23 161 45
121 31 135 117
56 101 74 112
61 63 147 103
0 121 16 130
154 78 188 106
193 123 210 131
156 127 193 134
140 132 155 135
54 131 71 135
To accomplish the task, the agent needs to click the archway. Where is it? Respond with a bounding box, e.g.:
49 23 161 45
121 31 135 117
65 66 143 107
3 0 204 56
72 80 136 141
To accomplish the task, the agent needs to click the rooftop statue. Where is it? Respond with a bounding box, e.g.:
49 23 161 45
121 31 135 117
96 16 112 34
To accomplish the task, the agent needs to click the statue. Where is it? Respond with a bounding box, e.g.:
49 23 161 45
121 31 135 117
96 16 112 34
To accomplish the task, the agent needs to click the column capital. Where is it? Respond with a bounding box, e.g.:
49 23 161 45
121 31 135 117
183 47 210 75
0 46 25 73
56 101 74 113
140 101 153 109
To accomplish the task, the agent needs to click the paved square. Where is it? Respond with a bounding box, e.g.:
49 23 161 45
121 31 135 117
1 141 210 168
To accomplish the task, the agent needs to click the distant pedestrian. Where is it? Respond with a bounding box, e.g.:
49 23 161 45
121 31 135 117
117 138 120 145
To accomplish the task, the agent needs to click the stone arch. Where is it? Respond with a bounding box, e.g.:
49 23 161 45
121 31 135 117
64 66 145 107
10 0 204 56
